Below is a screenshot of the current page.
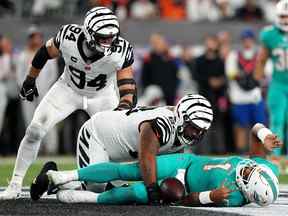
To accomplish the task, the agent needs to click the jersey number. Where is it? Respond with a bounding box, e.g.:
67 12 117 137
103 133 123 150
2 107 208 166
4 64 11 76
69 65 107 90
203 163 232 171
125 106 157 116
65 26 81 42
273 48 288 71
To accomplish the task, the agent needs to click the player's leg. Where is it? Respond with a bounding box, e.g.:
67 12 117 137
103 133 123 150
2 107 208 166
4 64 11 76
0 80 80 199
0 83 7 133
56 182 148 204
267 85 287 156
76 121 110 191
48 153 194 185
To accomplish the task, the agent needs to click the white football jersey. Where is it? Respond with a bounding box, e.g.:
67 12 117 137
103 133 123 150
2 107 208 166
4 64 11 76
53 24 134 97
85 106 185 160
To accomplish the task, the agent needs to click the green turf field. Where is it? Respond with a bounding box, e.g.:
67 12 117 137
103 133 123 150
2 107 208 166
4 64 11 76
0 156 76 186
1 156 288 186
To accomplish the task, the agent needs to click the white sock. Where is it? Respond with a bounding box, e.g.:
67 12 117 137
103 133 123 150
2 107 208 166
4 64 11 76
59 181 82 190
11 134 41 185
61 170 79 183
57 190 100 203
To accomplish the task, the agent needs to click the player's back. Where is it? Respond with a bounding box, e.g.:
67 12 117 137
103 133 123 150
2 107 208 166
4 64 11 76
185 155 279 207
260 25 288 84
86 106 180 160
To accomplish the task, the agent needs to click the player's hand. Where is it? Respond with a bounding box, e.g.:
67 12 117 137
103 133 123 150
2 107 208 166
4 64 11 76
210 181 233 204
20 76 39 102
263 134 283 152
146 183 162 205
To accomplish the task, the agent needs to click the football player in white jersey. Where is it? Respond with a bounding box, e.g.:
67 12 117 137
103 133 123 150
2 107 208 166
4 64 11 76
31 94 213 203
0 7 137 200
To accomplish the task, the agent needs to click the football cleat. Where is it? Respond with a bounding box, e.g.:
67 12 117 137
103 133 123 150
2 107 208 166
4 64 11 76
57 190 99 203
47 170 75 186
30 161 58 201
0 182 21 200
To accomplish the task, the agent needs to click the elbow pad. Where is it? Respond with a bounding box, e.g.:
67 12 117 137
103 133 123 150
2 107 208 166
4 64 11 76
31 45 52 69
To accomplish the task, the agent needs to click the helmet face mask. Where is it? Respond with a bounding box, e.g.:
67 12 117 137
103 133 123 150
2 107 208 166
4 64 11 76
83 7 120 54
276 0 288 32
86 29 118 53
174 94 213 146
236 160 279 206
176 118 206 146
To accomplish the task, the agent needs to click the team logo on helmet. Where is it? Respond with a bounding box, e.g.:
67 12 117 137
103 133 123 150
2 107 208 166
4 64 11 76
236 159 279 206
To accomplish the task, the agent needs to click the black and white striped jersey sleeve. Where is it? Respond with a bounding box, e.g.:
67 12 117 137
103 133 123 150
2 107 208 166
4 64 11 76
121 43 134 69
53 24 71 49
150 116 173 146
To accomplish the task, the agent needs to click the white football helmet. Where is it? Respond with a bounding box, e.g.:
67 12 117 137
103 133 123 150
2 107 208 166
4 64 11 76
83 7 120 53
236 159 279 206
276 0 288 32
174 94 213 146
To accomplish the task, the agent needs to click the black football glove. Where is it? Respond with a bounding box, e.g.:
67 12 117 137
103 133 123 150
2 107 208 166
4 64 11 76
146 183 162 205
20 76 39 102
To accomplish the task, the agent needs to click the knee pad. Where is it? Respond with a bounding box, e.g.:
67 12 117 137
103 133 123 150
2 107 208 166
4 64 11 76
26 123 47 142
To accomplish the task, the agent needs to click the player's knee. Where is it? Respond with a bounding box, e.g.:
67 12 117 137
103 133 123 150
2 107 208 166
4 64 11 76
25 123 47 142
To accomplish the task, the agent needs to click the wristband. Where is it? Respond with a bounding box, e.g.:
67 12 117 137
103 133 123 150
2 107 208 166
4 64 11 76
199 191 213 204
257 127 272 143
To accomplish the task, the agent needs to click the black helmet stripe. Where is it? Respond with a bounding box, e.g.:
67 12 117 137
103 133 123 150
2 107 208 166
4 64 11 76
85 7 107 16
186 102 212 111
87 12 115 26
91 17 119 29
95 24 119 32
188 110 213 116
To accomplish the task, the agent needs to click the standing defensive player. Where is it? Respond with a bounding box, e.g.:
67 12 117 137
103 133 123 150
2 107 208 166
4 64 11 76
0 6 136 200
254 0 288 156
47 123 281 207
31 94 213 201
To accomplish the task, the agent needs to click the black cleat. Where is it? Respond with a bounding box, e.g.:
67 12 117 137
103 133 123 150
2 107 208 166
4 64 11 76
47 182 59 195
30 161 58 201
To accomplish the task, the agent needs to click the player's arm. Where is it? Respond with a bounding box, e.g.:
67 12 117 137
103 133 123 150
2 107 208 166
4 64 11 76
254 46 269 81
19 38 60 101
249 123 283 157
115 65 137 110
177 184 232 207
138 121 161 203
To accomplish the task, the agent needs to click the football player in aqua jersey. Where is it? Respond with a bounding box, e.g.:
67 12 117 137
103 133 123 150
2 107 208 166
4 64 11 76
46 123 281 207
254 0 288 156
0 7 137 200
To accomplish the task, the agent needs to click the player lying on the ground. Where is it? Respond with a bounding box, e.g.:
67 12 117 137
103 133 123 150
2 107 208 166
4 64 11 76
31 94 214 201
44 123 281 207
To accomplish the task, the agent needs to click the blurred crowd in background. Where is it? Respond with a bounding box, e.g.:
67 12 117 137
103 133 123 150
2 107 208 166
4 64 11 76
0 0 281 23
0 0 281 158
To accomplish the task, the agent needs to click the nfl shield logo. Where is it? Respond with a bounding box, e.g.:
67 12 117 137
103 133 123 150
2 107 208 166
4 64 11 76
85 65 91 71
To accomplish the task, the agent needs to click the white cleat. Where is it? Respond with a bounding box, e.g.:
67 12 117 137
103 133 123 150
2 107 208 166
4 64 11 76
57 190 99 203
0 182 22 200
47 170 68 186
47 170 78 186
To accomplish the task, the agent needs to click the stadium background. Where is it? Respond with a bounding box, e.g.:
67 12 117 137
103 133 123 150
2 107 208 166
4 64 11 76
0 0 288 187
